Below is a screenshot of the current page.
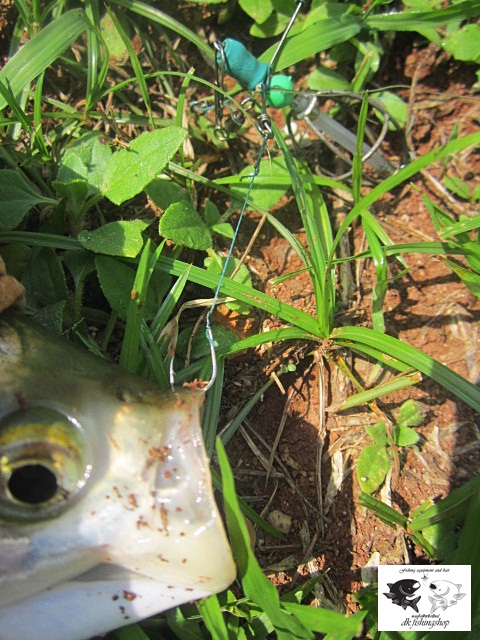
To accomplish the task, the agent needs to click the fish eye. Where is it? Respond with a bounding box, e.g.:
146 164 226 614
0 407 91 521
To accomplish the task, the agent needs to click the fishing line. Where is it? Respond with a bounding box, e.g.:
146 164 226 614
201 1 308 392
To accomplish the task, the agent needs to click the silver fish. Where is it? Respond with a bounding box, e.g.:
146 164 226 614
0 311 235 640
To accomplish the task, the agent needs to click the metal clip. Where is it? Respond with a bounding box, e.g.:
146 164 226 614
213 40 226 133
257 111 273 140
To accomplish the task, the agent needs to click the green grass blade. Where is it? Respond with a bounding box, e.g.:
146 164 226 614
119 239 152 374
359 493 408 528
331 326 480 412
0 81 33 133
365 1 480 31
139 322 170 390
352 93 369 203
273 123 334 334
150 263 190 340
329 132 480 260
0 9 88 110
354 241 469 260
216 439 310 639
409 476 480 531
221 328 317 358
211 468 283 540
220 377 276 445
259 15 361 71
156 256 321 335
107 0 214 66
281 603 366 640
84 0 102 110
196 595 230 640
333 371 422 411
114 624 150 640
363 222 388 333
202 359 225 457
106 6 153 127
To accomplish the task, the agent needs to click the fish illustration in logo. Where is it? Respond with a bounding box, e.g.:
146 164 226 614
428 580 466 613
384 579 421 612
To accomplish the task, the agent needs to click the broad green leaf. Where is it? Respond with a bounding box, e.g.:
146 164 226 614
366 422 387 446
159 201 212 250
56 132 112 195
23 247 68 310
396 399 424 428
204 254 252 314
204 199 221 226
146 178 189 210
230 157 289 212
393 425 420 447
100 12 128 58
375 91 408 129
31 300 66 333
444 23 480 63
78 220 149 257
0 9 88 110
96 254 168 320
357 445 390 494
177 324 238 360
239 0 274 24
53 181 88 215
63 250 96 290
102 128 187 205
211 222 234 239
307 66 350 91
0 169 56 230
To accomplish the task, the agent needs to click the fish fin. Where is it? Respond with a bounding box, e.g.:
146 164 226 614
454 593 466 600
384 593 395 599
409 596 421 613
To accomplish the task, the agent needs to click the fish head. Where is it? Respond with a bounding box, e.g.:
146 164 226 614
0 312 236 640
399 579 420 595
429 581 454 597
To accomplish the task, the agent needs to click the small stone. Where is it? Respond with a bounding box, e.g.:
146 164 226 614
267 509 292 535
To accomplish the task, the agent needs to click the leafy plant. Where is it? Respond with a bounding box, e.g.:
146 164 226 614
357 400 424 495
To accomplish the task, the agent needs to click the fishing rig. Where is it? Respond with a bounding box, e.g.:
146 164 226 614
184 0 403 390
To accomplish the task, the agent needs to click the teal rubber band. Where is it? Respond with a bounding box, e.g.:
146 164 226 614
218 39 269 91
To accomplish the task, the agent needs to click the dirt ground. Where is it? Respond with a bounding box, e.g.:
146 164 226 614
213 37 480 618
